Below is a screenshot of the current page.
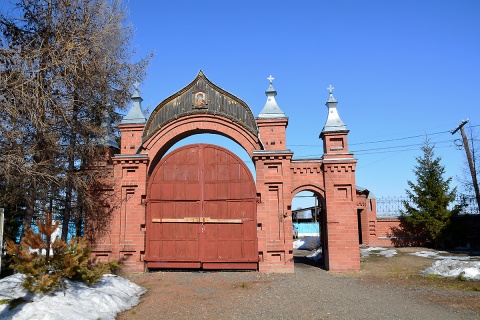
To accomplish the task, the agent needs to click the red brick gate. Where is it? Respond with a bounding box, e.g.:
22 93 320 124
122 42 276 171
92 71 368 273
145 144 258 269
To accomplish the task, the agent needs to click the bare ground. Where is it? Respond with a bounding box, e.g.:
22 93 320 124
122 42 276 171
117 247 480 320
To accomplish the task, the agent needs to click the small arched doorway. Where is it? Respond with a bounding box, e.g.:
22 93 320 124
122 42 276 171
291 189 326 268
145 143 258 270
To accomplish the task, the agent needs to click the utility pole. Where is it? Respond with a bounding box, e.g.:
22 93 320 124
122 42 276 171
451 119 480 213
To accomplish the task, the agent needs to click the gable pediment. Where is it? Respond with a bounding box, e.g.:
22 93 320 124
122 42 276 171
143 71 258 141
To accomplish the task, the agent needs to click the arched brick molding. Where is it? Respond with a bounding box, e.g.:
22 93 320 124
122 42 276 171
290 160 325 197
291 184 325 199
141 114 262 177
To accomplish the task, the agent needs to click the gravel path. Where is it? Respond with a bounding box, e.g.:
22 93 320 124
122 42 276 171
118 256 480 320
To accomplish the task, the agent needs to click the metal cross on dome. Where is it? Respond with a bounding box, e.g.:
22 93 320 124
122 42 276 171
327 84 334 94
267 75 274 84
133 80 140 90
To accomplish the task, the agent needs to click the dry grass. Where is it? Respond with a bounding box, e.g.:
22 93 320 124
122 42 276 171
349 247 480 311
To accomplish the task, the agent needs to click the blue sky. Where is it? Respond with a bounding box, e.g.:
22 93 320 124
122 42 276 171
1 0 477 206
125 0 480 205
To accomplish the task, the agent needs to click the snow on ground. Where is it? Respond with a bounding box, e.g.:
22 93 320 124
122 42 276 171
0 273 146 320
296 237 480 281
2 242 479 319
409 250 475 261
422 259 480 281
361 247 398 258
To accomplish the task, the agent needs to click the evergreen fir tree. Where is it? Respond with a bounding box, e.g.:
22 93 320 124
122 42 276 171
402 138 459 247
5 214 118 293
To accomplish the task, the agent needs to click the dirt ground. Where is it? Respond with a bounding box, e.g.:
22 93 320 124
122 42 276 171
350 247 480 310
117 247 480 320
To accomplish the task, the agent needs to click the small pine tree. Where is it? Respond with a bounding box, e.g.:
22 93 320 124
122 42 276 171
5 214 116 293
402 138 459 247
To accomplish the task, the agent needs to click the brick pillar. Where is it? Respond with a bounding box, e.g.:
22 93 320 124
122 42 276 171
108 155 149 272
254 117 294 273
92 119 150 272
364 197 379 246
321 131 360 271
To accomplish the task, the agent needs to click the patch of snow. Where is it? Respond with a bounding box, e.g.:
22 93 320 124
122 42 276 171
422 259 480 281
409 250 475 261
360 247 480 281
0 273 146 320
360 247 397 258
379 249 397 258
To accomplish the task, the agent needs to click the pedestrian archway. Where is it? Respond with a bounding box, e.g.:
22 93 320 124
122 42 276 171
292 189 326 268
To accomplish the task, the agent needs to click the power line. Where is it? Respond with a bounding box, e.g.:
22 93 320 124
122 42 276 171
349 130 449 146
253 124 476 161
287 124 480 148
355 144 453 156
295 144 454 159
294 141 454 158
351 139 453 153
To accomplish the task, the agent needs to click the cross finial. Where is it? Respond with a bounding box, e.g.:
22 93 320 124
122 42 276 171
327 84 334 94
133 80 140 91
267 75 274 84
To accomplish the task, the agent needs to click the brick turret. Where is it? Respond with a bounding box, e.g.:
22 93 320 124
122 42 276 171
254 75 294 272
320 85 360 271
93 84 149 272
118 83 147 155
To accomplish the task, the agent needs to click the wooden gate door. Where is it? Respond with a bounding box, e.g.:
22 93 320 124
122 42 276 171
145 144 258 270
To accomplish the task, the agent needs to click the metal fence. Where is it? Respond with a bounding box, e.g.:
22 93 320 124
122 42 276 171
376 195 479 217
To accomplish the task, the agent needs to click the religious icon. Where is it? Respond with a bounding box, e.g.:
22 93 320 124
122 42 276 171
194 91 206 106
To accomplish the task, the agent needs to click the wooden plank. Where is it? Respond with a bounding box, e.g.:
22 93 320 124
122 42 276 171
147 261 201 269
202 262 258 270
152 217 201 223
152 217 243 224
203 217 242 224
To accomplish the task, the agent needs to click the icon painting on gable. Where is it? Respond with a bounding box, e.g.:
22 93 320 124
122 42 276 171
194 91 207 107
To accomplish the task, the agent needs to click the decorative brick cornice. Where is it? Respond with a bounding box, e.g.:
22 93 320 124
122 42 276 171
357 199 367 208
252 150 293 161
122 183 138 188
117 123 146 130
112 155 149 165
290 166 322 174
290 159 323 175
324 164 356 173
322 156 356 162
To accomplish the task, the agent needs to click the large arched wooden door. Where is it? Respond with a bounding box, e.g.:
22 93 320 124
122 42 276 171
145 144 258 270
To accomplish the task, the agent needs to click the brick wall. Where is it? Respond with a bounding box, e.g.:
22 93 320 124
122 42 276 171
364 214 480 248
257 118 287 151
92 85 370 273
118 123 144 155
